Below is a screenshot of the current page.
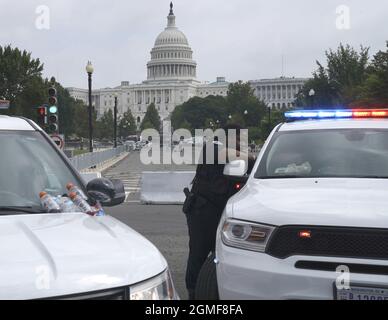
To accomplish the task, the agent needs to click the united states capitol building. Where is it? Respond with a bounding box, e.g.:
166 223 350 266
67 3 308 125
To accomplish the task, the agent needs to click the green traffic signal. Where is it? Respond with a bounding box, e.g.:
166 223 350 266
49 106 58 114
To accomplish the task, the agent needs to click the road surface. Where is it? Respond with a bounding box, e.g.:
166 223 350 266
103 151 196 300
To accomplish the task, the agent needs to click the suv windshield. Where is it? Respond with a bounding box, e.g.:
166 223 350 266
0 131 82 210
255 129 388 179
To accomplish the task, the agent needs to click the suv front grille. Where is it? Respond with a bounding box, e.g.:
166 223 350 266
266 226 388 260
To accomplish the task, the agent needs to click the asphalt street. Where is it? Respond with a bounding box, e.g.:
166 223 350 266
103 151 196 300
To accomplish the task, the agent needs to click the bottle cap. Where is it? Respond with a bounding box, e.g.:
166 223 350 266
69 192 77 200
66 183 74 190
39 192 47 198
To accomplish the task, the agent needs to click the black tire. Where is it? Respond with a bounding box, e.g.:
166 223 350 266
195 253 219 300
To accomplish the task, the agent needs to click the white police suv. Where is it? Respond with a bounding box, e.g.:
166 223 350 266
0 115 177 300
215 109 388 300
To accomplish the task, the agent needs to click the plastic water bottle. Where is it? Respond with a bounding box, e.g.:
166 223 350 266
39 192 61 213
66 183 88 200
69 192 93 215
55 196 81 213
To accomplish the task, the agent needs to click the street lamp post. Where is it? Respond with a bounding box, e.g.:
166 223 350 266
86 61 94 153
268 107 271 125
114 95 118 148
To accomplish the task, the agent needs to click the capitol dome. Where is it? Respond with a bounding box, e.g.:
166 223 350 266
146 2 197 82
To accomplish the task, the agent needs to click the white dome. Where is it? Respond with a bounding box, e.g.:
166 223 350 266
155 28 189 46
146 2 197 82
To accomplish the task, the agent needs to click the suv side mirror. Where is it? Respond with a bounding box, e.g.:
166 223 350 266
224 160 248 179
86 178 125 207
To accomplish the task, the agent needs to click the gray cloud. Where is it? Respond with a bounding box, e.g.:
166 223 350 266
0 0 387 89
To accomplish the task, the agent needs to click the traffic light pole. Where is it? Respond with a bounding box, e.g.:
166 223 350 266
114 96 118 148
88 72 93 153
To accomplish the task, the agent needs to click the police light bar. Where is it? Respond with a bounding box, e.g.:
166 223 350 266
285 109 388 120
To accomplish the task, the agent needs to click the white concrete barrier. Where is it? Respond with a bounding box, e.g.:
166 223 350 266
140 171 196 205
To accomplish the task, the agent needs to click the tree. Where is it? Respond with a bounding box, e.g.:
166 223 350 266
96 109 114 140
226 81 266 127
118 109 137 138
73 100 96 139
11 76 47 119
357 42 388 106
141 103 161 131
0 45 44 106
259 109 286 139
171 95 227 131
296 44 370 108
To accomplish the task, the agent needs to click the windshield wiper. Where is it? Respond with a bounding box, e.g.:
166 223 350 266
0 206 43 215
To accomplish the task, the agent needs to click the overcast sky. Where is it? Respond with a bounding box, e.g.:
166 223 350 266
0 0 387 89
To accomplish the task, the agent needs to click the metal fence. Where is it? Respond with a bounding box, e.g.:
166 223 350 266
69 145 128 171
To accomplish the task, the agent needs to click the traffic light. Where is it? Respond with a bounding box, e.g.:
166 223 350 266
48 87 57 106
48 86 59 134
48 107 59 134
36 106 47 128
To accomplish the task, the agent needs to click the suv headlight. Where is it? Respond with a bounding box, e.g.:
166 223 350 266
221 219 275 252
130 269 177 300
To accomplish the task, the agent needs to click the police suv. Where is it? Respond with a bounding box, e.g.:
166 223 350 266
0 115 177 300
214 109 388 300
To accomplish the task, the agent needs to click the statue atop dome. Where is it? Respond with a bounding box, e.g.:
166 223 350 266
169 2 174 16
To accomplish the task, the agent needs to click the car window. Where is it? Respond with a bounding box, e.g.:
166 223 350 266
0 131 82 208
256 129 388 179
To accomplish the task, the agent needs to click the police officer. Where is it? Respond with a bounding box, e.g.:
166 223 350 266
184 124 255 300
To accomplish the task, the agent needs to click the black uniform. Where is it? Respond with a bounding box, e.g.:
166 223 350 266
184 142 239 299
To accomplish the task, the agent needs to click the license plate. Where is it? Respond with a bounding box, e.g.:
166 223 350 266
335 284 388 300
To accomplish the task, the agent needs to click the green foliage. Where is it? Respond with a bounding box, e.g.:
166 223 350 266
73 102 97 139
259 108 286 139
171 95 227 131
0 45 43 104
118 109 137 138
141 103 161 131
296 44 370 108
96 109 114 140
0 45 89 138
227 81 266 126
357 42 388 106
11 76 47 118
172 82 267 132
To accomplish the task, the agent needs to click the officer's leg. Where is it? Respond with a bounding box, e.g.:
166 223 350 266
185 204 222 299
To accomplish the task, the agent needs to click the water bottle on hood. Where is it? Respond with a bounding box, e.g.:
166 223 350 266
66 183 88 200
39 192 61 213
69 192 93 215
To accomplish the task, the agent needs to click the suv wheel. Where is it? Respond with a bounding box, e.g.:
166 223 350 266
195 253 219 300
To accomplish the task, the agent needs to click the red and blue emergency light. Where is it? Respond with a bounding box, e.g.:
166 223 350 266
285 109 388 120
